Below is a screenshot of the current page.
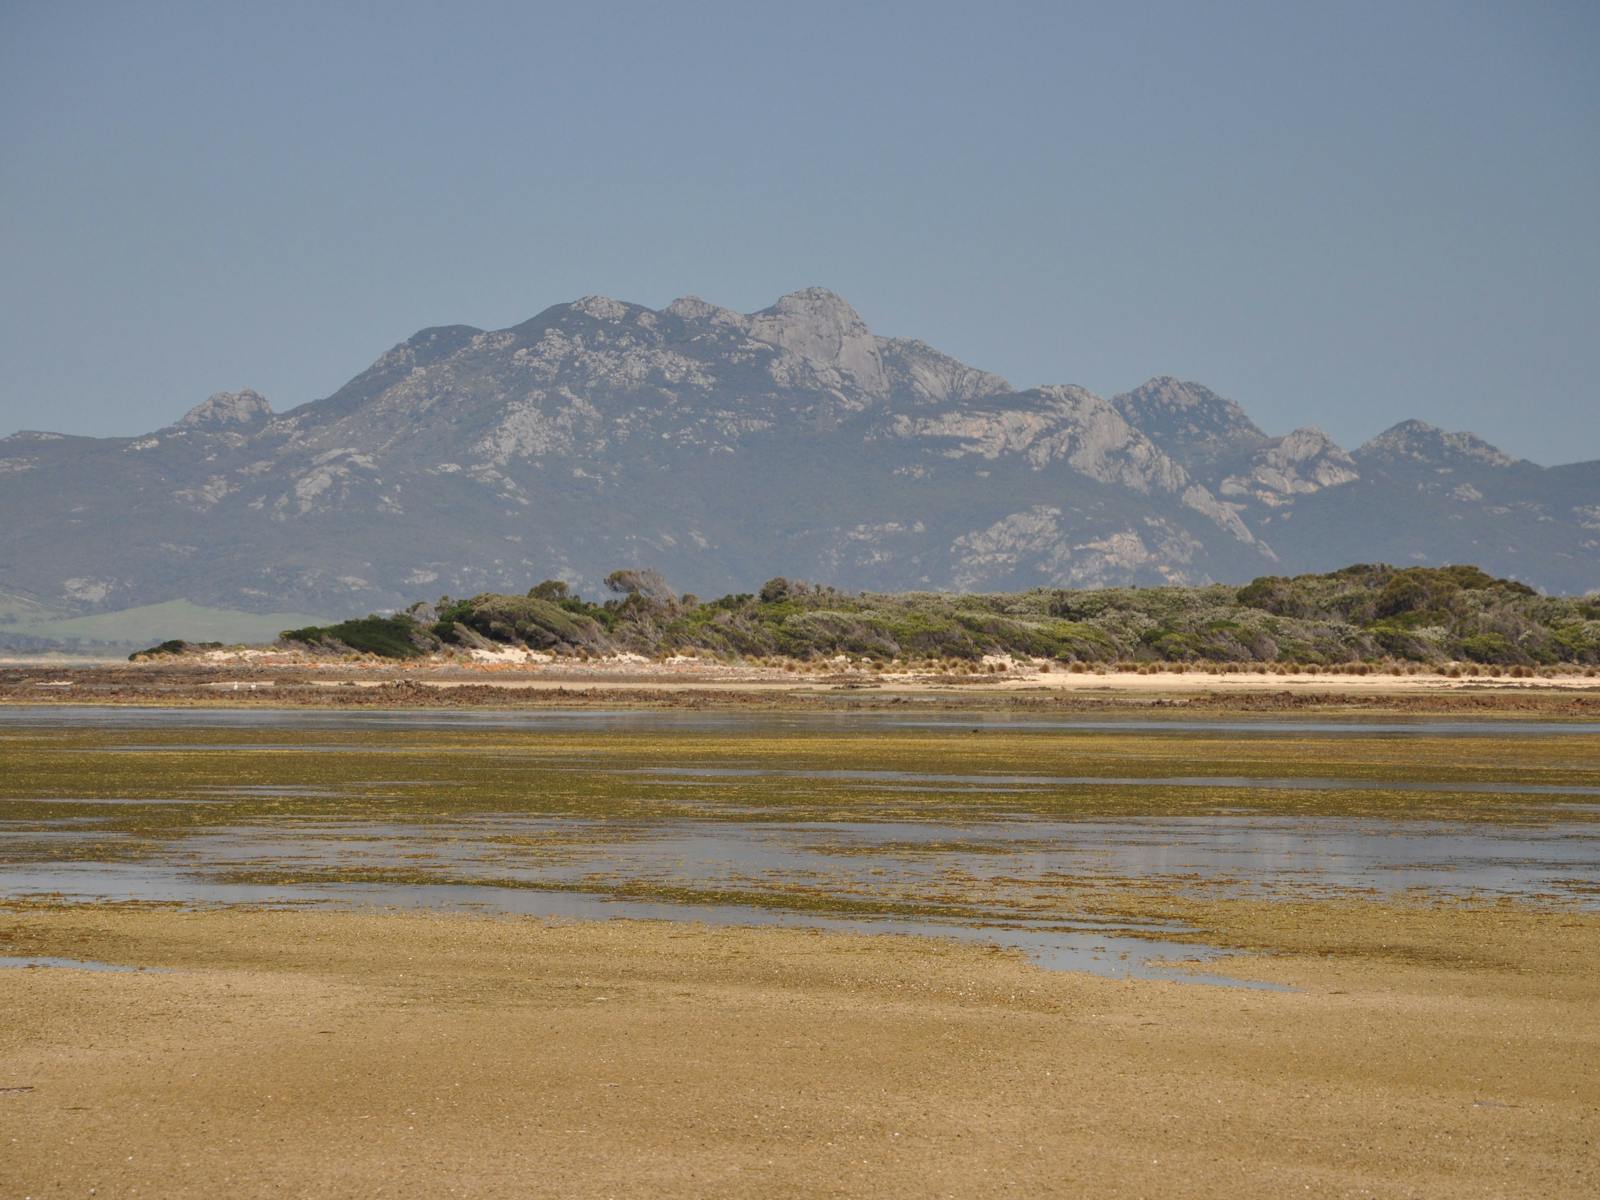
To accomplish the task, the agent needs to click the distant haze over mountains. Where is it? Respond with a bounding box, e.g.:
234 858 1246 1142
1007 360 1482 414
2 288 1596 627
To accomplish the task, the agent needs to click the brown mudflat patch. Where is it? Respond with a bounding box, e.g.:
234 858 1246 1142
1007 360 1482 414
2 904 1596 1199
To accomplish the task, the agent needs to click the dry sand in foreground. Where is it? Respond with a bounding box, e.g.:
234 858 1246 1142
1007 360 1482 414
3 905 1597 1199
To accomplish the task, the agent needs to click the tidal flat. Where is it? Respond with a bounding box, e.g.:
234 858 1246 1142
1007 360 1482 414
4 708 1600 966
3 704 1599 1196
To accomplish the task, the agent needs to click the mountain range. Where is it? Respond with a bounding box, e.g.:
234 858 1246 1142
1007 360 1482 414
2 288 1595 641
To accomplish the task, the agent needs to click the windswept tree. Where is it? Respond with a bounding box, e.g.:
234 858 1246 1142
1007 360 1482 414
528 579 572 602
603 568 677 607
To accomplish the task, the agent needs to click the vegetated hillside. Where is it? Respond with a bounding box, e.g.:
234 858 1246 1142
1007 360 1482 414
255 565 1600 668
5 289 1597 626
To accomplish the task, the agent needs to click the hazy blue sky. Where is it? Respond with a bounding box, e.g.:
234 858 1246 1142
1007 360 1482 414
2 1 1596 462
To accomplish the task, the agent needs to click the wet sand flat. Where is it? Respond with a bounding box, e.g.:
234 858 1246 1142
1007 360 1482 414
3 701 1599 1196
5 709 1600 978
2 904 1598 1199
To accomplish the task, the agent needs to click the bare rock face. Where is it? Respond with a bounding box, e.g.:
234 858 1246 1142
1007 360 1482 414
1220 427 1360 507
1358 419 1520 469
747 288 889 401
891 386 1181 489
1 288 1595 620
173 389 273 430
879 338 1011 406
948 506 1206 591
1111 377 1267 472
663 295 744 327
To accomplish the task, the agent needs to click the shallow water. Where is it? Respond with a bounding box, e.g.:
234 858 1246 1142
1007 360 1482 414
3 704 1599 738
94 813 1595 901
1 861 1276 986
7 809 1597 984
0 955 154 972
5 706 1599 987
635 765 1600 797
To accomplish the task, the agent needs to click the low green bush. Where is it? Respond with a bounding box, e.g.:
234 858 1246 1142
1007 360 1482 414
281 615 429 659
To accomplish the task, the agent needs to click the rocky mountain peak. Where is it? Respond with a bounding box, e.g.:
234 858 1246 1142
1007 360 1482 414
663 295 744 327
747 288 887 395
1276 426 1344 458
1218 426 1359 508
760 286 865 324
877 338 1012 406
569 295 634 322
1358 420 1518 469
173 389 273 430
1112 377 1267 472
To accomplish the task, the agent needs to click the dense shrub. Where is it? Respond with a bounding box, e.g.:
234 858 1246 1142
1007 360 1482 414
444 594 607 650
280 615 430 659
128 639 224 661
272 563 1599 666
1456 632 1517 664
